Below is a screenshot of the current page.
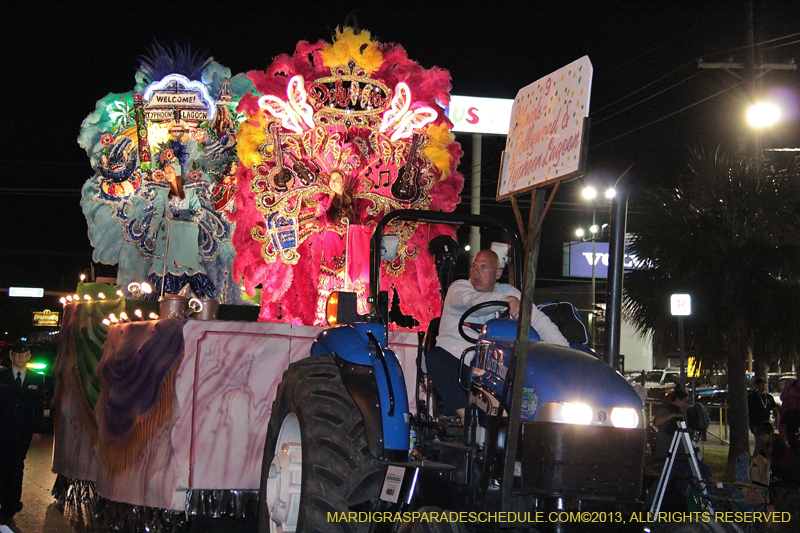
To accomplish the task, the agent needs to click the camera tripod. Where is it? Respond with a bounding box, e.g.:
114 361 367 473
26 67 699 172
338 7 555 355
648 420 711 520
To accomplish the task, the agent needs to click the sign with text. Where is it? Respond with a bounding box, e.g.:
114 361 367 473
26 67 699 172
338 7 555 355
32 309 60 327
8 287 44 297
670 294 691 316
446 95 514 135
563 241 645 278
143 74 216 123
498 56 593 198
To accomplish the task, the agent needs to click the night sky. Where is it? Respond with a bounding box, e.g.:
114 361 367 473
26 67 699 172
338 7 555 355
2 0 799 338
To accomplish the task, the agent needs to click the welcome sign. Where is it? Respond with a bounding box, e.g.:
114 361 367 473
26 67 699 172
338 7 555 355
498 57 593 198
142 73 216 123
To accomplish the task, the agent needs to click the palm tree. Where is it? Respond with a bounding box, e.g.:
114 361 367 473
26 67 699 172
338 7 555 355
624 148 800 465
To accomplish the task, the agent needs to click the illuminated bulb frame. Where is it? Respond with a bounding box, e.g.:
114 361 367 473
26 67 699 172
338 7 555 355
142 74 216 121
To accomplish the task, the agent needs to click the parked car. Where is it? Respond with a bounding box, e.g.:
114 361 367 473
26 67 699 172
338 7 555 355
769 373 796 407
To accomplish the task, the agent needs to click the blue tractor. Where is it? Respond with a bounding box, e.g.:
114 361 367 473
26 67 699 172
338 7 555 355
258 209 646 532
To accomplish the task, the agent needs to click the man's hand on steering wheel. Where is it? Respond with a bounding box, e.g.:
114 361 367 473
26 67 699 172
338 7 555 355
505 295 520 319
458 299 512 343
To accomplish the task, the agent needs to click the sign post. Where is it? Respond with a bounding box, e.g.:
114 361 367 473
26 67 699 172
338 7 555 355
498 57 593 515
670 294 692 394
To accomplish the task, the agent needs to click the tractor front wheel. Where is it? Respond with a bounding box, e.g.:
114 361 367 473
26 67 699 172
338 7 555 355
258 355 385 532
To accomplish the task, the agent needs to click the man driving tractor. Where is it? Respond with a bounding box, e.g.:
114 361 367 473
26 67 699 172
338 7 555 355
427 249 569 418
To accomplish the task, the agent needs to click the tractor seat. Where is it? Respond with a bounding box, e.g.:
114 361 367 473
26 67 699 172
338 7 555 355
422 317 440 358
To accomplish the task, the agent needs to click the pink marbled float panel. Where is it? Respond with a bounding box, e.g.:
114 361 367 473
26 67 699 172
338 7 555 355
176 320 320 491
176 323 421 492
54 319 423 510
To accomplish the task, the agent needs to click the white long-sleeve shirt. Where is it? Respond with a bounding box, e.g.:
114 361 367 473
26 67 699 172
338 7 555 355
435 280 569 361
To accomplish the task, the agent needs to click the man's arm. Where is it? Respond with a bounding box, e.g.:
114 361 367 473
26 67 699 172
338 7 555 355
530 305 570 346
653 406 680 427
446 280 515 316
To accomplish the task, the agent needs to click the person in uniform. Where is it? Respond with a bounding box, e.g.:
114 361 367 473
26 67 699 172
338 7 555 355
0 340 44 517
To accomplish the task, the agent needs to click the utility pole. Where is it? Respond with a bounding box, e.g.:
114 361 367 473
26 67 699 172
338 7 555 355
697 0 796 154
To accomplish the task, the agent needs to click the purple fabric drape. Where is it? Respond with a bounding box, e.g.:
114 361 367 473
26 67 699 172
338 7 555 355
97 319 185 438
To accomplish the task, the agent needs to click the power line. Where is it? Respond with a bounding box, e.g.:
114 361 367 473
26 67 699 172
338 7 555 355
593 29 800 133
760 38 800 53
702 31 800 61
598 1 745 78
590 80 745 149
593 60 700 115
593 70 708 125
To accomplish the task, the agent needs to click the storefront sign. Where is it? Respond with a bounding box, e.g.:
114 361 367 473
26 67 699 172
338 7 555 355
446 95 514 135
564 241 644 278
33 309 60 327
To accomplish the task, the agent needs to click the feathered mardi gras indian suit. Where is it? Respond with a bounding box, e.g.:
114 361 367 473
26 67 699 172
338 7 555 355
78 45 253 303
231 27 464 328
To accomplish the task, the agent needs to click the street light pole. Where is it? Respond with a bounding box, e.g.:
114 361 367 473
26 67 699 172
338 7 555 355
590 204 596 349
582 185 616 351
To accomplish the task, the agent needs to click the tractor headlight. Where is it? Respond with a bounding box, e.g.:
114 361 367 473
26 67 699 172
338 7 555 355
610 407 640 429
559 403 593 425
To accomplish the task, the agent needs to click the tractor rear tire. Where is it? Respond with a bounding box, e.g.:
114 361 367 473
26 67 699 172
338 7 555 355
258 355 385 533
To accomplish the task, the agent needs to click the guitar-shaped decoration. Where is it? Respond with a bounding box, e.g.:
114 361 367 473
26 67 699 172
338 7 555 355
268 122 297 192
288 154 315 186
391 133 423 203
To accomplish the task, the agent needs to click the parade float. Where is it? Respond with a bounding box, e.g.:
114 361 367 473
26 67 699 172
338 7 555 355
52 28 463 529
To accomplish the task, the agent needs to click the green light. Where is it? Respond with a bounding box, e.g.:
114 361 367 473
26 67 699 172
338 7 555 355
27 363 47 370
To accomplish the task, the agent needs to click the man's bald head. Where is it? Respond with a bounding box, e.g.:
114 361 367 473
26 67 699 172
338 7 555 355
470 249 503 292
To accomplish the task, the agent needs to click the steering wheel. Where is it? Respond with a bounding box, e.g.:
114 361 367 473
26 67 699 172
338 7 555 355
458 300 511 342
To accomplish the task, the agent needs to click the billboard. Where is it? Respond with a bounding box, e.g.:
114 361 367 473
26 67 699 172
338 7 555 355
563 241 645 278
498 56 593 198
9 287 44 297
445 95 514 135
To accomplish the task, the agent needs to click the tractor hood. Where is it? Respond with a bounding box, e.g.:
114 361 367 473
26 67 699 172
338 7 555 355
474 319 644 425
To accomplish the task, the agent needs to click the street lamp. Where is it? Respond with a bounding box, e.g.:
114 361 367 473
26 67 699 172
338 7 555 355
746 100 783 166
580 185 616 349
746 101 781 129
